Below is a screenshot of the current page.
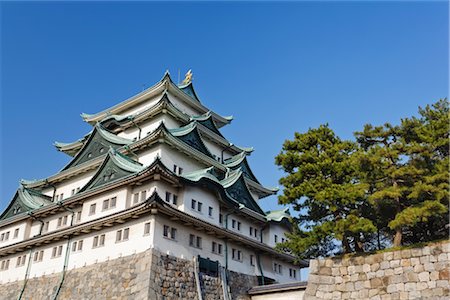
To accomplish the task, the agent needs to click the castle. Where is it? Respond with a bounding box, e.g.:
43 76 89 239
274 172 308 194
0 71 306 299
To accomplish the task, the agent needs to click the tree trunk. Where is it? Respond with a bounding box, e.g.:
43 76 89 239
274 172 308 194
342 234 352 253
393 228 402 247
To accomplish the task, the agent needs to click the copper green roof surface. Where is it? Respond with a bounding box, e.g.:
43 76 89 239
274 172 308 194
265 207 290 222
0 187 53 220
181 166 221 184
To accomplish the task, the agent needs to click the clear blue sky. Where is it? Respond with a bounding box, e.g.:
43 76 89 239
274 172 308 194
1 1 448 214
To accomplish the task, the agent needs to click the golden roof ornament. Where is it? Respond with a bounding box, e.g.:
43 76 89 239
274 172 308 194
182 69 193 85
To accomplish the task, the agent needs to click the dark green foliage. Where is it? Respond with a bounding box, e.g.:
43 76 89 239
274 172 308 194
276 99 449 259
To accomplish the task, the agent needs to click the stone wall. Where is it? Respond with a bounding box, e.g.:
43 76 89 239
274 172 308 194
0 248 257 300
305 240 450 300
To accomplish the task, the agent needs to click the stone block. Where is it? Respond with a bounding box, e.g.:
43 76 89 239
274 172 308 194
376 270 384 278
309 259 319 273
380 261 390 270
436 280 449 288
350 274 359 282
331 268 340 276
319 267 332 276
400 259 410 267
418 271 430 282
439 269 449 280
335 276 343 284
432 287 444 296
331 291 341 299
430 255 438 262
340 266 348 275
346 282 355 291
422 246 430 255
371 263 380 272
410 248 422 257
404 282 416 292
430 271 440 281
424 262 435 272
367 272 376 280
369 289 379 297
399 291 409 300
383 252 393 261
390 259 400 268
427 280 436 289
438 253 447 262
413 264 424 273
401 249 411 259
359 289 369 298
348 265 356 275
363 264 371 273
325 259 334 268
370 295 381 300
393 267 403 275
387 284 397 293
417 282 428 291
370 277 383 288
396 282 404 292
354 281 364 291
393 251 402 260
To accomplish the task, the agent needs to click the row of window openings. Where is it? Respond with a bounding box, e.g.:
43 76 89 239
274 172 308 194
191 200 214 217
0 228 19 242
89 196 117 215
173 165 183 175
134 191 148 205
54 186 81 202
165 192 178 205
274 235 286 244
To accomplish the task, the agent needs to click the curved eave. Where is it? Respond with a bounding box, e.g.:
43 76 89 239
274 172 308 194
178 82 201 102
54 139 86 157
80 72 170 124
245 178 279 199
0 188 53 221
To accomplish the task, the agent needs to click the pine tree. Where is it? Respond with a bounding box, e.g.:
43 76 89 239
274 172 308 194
275 125 375 258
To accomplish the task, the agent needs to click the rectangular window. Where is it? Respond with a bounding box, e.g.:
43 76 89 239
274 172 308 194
57 245 63 256
232 249 236 260
218 244 223 255
254 229 258 238
212 241 216 253
166 192 171 203
171 228 177 240
72 241 77 252
250 255 255 266
16 256 26 267
140 191 146 202
93 236 99 248
123 228 129 240
250 227 253 236
237 222 241 231
34 251 43 262
76 212 82 223
57 217 62 227
103 199 109 210
133 193 139 204
63 215 68 226
219 214 223 224
71 189 75 196
178 167 183 175
39 250 44 261
51 247 58 258
89 203 96 215
110 197 117 208
1 259 10 271
191 199 196 209
189 234 195 247
232 219 236 229
0 233 4 241
163 226 177 240
55 194 59 201
13 228 19 239
99 234 105 246
5 232 9 240
78 240 83 251
274 235 278 243
144 222 151 235
43 221 49 233
173 165 178 173
172 195 178 205
197 202 203 212
196 236 202 248
208 206 213 217
116 230 122 242
163 225 169 237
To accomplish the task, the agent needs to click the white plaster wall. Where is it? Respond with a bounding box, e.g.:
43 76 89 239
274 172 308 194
226 214 261 242
0 222 28 247
259 254 300 283
180 186 220 226
138 146 161 167
80 187 128 224
53 171 97 201
250 290 305 300
263 223 289 248
159 144 206 174
118 95 161 119
167 93 203 117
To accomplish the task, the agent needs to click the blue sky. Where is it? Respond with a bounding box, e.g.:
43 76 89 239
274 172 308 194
0 1 448 215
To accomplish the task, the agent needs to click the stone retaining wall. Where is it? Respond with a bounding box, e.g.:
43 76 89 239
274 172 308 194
0 248 256 300
305 240 450 299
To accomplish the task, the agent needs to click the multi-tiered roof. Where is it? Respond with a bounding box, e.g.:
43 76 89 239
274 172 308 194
1 71 281 225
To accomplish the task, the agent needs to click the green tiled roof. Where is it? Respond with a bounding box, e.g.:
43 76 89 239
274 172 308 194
265 208 290 222
0 187 53 220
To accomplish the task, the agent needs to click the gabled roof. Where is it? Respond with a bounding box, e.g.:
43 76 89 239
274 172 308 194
0 187 53 221
54 132 90 157
265 207 290 222
79 148 144 192
81 71 232 128
178 82 201 102
220 169 265 215
61 124 133 171
169 122 214 158
190 111 225 138
224 151 259 183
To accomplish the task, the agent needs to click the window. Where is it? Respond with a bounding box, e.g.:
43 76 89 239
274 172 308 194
76 212 82 223
16 255 26 267
197 202 203 212
289 268 297 279
173 165 178 173
191 199 196 209
57 217 62 227
172 195 178 205
250 255 255 266
71 189 76 196
43 221 49 233
72 240 83 252
232 219 236 229
58 216 68 227
189 234 202 248
93 234 105 248
102 197 117 211
274 235 278 243
232 248 242 262
76 187 80 193
237 221 241 231
250 227 253 236
166 192 177 205
144 222 151 235
254 229 258 238
163 225 177 240
4 231 9 241
55 194 59 201
52 246 63 258
219 214 223 225
273 262 283 274
208 206 213 217
13 228 19 239
59 193 64 200
212 241 223 255
103 199 109 210
0 233 4 241
33 250 44 262
141 191 146 202
178 167 183 175
89 203 96 215
133 193 140 204
1 259 10 271
63 216 68 226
